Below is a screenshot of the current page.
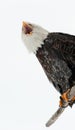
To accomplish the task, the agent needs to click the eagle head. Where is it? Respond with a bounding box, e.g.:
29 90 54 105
21 21 48 53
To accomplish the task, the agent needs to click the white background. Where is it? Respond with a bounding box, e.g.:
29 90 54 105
0 0 75 129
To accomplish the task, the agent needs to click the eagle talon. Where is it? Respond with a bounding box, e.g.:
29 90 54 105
59 97 68 108
59 89 70 107
59 89 75 107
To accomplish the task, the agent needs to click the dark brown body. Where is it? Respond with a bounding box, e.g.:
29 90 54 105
36 33 75 94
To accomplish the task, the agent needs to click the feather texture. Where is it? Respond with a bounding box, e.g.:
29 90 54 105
36 33 75 94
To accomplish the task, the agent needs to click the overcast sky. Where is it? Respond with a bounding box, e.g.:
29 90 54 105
0 0 75 129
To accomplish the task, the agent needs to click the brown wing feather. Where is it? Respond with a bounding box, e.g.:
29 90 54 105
45 33 75 89
49 33 75 67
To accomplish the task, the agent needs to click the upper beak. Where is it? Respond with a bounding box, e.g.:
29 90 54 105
22 21 32 34
22 21 28 27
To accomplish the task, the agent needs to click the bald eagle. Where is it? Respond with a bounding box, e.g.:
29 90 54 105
21 21 75 127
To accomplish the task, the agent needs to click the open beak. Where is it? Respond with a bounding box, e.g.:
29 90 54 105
22 21 32 34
